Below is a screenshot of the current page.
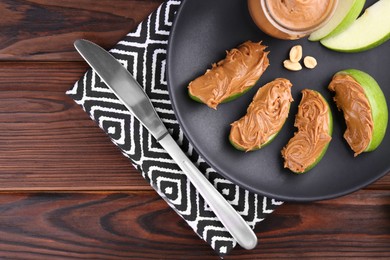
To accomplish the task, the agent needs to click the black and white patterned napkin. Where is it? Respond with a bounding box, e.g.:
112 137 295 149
67 0 282 256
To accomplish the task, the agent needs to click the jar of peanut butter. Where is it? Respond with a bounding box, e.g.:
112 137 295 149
248 0 338 40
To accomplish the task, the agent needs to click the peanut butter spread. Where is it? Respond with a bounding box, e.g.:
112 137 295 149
267 0 334 30
282 89 332 173
328 74 373 156
230 78 293 151
188 41 269 109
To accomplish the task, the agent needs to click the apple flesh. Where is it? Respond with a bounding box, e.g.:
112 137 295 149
320 0 390 52
309 0 365 41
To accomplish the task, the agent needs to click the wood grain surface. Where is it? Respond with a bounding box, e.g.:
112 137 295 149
0 0 163 61
0 62 152 191
0 0 389 259
0 190 389 259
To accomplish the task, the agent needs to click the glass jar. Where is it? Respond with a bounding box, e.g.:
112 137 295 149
248 0 338 40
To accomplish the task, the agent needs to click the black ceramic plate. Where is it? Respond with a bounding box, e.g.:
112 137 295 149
166 0 390 201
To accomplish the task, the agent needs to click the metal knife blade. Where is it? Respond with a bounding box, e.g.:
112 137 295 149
74 40 167 141
74 39 257 250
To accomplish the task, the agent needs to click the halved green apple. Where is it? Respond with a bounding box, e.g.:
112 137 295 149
328 69 388 156
320 0 390 52
281 89 333 174
309 0 365 41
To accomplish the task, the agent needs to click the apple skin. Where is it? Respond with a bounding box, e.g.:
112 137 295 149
320 0 390 52
309 0 366 41
335 69 388 152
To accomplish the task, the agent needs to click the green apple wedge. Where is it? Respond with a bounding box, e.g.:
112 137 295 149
188 41 269 109
229 78 293 152
309 0 365 41
329 69 388 155
320 0 390 52
281 89 333 174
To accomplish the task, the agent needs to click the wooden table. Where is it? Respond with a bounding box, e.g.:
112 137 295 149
0 1 389 259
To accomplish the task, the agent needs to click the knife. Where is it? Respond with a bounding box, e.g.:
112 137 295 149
74 39 257 250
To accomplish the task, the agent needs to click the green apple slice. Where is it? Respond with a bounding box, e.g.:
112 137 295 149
320 0 390 52
309 0 365 41
229 78 293 152
281 89 333 174
188 41 269 109
349 70 388 152
329 69 388 155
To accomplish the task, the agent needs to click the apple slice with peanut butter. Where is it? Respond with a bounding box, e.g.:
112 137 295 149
229 78 293 152
188 41 269 109
328 69 388 156
282 89 333 173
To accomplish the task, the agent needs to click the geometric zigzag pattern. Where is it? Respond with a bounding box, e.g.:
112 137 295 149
66 0 283 256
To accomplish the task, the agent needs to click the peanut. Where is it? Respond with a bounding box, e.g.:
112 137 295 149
283 60 302 71
289 45 302 63
303 56 317 69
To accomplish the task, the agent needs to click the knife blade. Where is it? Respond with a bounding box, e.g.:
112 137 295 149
74 39 257 250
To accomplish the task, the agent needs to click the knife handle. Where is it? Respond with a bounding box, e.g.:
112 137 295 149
159 134 258 250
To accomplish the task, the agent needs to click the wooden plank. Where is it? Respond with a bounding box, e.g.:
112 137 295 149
0 62 150 191
0 190 388 259
242 189 390 259
0 0 163 61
